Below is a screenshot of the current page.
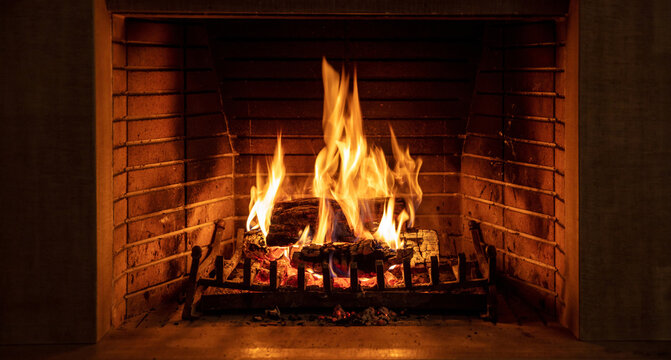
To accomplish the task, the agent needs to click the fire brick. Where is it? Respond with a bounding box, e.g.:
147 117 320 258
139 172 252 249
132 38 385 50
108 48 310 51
186 198 235 227
503 186 554 216
504 95 554 118
127 94 183 118
186 137 232 158
503 164 554 191
127 142 184 168
186 178 233 204
504 72 554 92
127 116 184 142
127 46 182 68
506 118 555 143
504 141 554 167
503 210 554 241
505 256 555 291
127 234 185 268
128 164 184 192
128 70 183 92
128 258 186 293
461 177 503 203
504 232 555 265
126 20 183 45
127 211 186 243
187 157 233 181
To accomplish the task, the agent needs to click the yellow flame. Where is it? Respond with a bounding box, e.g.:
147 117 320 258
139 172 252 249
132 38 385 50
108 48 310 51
312 198 332 245
373 197 410 250
244 59 423 250
296 225 311 247
311 58 422 247
390 127 423 227
246 135 285 237
287 225 311 262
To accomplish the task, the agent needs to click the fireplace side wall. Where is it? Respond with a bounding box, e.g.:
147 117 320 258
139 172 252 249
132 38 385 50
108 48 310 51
112 18 236 325
461 21 565 318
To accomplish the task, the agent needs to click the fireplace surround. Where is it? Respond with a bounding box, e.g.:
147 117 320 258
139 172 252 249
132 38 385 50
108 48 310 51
110 16 566 326
2 0 671 345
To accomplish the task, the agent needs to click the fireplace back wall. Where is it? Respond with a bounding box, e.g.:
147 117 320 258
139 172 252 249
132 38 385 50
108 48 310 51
111 17 566 325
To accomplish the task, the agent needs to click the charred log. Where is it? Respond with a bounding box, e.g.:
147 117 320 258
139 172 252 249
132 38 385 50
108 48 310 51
266 197 406 246
291 239 413 273
242 227 438 273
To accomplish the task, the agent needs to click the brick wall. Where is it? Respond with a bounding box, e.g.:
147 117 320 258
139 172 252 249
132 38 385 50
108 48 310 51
460 21 565 317
111 18 566 325
112 17 236 325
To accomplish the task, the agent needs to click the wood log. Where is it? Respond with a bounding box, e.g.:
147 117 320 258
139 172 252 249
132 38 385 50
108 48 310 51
290 238 413 273
242 228 267 258
401 229 440 266
241 226 437 273
266 197 406 246
242 219 438 276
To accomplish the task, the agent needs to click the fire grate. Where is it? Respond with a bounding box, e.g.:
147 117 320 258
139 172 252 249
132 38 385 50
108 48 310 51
183 221 497 322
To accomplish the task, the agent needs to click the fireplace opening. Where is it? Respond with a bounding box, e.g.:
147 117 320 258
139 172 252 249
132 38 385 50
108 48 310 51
112 17 567 328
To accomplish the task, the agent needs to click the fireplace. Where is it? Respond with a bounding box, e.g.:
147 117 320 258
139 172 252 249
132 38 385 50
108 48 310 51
4 0 671 347
110 16 568 327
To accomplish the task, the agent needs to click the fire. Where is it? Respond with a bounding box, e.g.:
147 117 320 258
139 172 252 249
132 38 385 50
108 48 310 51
312 58 422 247
246 58 423 250
374 197 409 250
246 135 285 237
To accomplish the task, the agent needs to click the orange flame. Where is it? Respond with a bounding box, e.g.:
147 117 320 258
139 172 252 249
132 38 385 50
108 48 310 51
374 197 410 250
246 135 285 237
245 59 423 251
312 58 422 247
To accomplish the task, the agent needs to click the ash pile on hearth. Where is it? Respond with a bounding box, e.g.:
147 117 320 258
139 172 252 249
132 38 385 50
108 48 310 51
323 304 400 326
248 305 408 326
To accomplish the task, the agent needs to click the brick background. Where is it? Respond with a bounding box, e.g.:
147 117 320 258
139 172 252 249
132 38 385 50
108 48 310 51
111 18 565 326
112 18 236 324
461 21 564 317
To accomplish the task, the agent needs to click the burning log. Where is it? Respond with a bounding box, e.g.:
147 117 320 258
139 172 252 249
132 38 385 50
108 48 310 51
242 227 438 273
266 197 406 246
290 238 413 273
242 228 267 258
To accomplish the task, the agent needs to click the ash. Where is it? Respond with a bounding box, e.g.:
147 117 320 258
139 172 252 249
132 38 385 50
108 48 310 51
247 304 416 327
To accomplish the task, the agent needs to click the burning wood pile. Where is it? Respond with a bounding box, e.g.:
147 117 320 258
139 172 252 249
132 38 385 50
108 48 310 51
238 58 429 288
184 59 496 321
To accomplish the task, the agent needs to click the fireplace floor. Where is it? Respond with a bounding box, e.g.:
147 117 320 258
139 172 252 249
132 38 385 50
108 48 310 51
2 294 669 359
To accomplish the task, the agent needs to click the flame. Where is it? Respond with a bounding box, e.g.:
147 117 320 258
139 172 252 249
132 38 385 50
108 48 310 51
311 58 422 247
296 225 311 247
373 197 409 250
389 127 423 227
246 135 285 237
245 58 423 252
